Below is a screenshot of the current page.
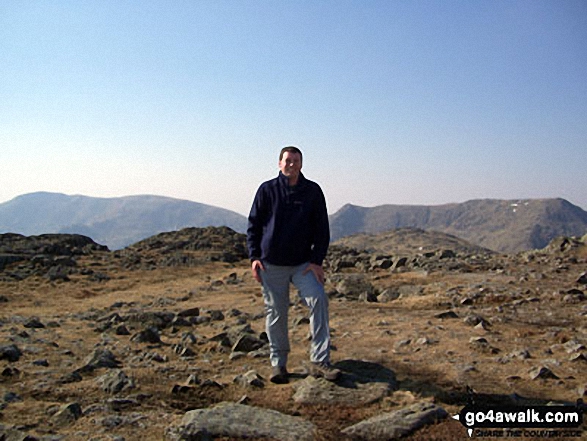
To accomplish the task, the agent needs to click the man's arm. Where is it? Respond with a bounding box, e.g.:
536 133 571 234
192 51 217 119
247 185 268 283
303 262 325 285
310 185 330 266
251 259 265 284
246 186 265 263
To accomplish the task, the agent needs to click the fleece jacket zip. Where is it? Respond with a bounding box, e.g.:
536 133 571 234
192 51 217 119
247 171 330 266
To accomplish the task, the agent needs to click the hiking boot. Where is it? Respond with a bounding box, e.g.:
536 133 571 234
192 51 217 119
311 362 341 381
270 366 289 384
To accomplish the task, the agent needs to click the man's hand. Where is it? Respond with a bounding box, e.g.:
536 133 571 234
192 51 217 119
251 260 265 283
303 263 325 285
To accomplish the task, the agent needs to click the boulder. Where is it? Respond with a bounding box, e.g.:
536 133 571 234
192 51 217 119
167 402 315 441
341 401 448 440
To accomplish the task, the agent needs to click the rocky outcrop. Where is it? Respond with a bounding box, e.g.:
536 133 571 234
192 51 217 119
167 402 316 441
0 233 108 281
341 401 448 440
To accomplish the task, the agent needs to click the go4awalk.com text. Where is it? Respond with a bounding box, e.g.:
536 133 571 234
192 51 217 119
452 403 584 438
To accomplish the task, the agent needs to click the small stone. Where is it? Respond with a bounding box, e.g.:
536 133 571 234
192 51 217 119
341 401 448 439
131 327 162 344
232 334 265 353
80 348 122 372
377 289 400 303
185 374 200 385
24 317 45 328
4 391 22 403
178 307 200 317
0 344 22 362
59 370 83 384
209 310 225 321
569 353 587 362
529 366 559 380
115 324 131 335
97 369 136 394
435 311 458 319
1 367 20 377
234 370 265 388
563 340 586 353
53 402 82 426
474 321 491 331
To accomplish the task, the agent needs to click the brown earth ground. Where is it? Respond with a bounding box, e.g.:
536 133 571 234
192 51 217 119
1 241 586 440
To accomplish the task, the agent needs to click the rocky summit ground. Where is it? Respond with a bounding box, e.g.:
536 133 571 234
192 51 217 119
0 227 586 440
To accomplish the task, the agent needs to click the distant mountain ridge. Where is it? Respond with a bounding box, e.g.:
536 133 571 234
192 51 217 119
2 193 586 254
0 192 248 250
329 198 587 253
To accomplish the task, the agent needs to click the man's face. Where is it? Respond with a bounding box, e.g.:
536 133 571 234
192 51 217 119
279 151 302 181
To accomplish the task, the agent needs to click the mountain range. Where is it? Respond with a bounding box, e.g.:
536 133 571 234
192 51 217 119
0 192 247 250
1 192 586 253
330 198 587 253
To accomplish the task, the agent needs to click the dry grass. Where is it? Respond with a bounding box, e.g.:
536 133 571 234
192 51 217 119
1 253 586 440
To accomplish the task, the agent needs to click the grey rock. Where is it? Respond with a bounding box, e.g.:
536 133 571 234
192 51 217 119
97 369 136 394
373 258 393 270
125 311 175 330
23 317 45 329
173 344 196 358
463 314 491 327
168 402 315 441
377 288 400 303
1 367 20 377
32 359 49 367
115 324 131 335
231 334 265 353
435 310 459 319
234 370 264 388
563 340 586 353
178 307 200 317
293 360 397 406
52 402 82 427
80 348 122 372
509 349 532 360
569 353 587 362
397 285 423 297
45 265 70 281
359 291 378 302
170 316 192 328
59 370 83 384
208 310 224 321
98 413 147 429
529 366 559 380
0 426 39 441
0 344 22 362
131 327 162 344
293 376 391 405
469 337 499 354
4 392 22 403
247 347 270 359
107 397 141 411
335 276 376 300
341 401 448 440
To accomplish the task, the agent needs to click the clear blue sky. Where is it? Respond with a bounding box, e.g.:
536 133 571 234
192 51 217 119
1 0 586 215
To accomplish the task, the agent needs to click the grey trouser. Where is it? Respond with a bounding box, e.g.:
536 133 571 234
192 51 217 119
260 262 331 367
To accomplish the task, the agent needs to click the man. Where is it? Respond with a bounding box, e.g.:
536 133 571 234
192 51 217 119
247 146 341 384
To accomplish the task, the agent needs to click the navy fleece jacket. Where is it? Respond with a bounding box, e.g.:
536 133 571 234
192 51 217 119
247 172 330 266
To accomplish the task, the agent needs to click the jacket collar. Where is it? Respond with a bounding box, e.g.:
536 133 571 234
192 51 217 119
278 171 305 187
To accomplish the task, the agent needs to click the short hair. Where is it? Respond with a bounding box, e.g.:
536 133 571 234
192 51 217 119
279 146 303 162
